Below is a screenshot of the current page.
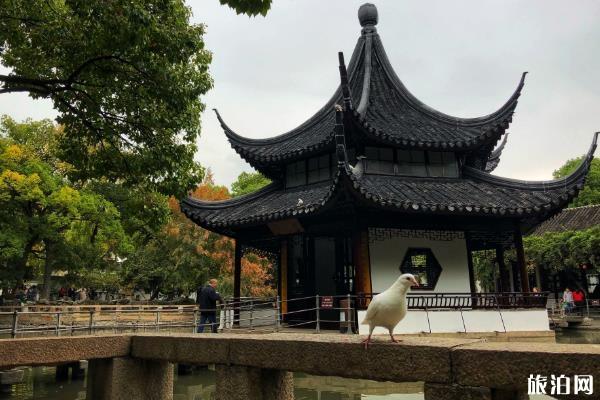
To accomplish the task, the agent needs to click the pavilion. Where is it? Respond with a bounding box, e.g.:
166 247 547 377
181 4 597 333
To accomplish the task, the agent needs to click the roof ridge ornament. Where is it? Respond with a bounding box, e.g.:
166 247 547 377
338 52 354 111
334 105 349 168
358 3 378 34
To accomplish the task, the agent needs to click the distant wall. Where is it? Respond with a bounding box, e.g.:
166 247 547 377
357 309 550 334
368 228 470 293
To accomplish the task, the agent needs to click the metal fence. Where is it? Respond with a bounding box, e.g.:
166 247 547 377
0 292 555 339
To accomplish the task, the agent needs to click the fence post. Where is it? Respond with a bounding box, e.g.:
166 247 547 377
88 310 94 335
155 310 160 332
346 293 353 335
315 295 320 333
193 309 198 333
493 294 507 333
275 296 281 332
56 312 61 336
425 305 432 334
11 311 18 338
585 297 590 319
249 299 254 331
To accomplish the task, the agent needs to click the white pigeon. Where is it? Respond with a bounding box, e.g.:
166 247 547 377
361 273 419 348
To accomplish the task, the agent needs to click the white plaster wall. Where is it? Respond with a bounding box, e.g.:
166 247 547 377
369 230 471 294
357 310 550 334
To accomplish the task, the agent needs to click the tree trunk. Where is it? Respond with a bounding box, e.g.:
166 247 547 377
13 237 37 288
41 240 54 301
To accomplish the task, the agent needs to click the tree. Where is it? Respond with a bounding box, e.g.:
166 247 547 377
121 171 276 299
230 171 271 197
0 138 130 298
553 156 600 207
219 0 272 16
121 173 231 299
524 226 600 273
0 0 211 196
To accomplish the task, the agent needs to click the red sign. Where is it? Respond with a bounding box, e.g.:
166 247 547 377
320 296 334 309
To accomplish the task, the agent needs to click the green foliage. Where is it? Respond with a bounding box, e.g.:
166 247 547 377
524 226 600 272
121 207 221 300
88 181 171 245
0 0 210 196
0 121 130 295
230 171 271 197
220 0 272 16
472 250 496 293
553 157 600 207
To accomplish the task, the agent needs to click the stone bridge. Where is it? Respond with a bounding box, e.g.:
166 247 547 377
1 333 599 400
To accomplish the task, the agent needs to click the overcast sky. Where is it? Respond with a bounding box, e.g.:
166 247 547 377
1 0 599 187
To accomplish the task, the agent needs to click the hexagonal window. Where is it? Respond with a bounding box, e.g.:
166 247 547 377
399 248 442 290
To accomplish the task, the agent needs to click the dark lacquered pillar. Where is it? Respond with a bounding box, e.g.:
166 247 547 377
465 233 477 308
234 240 242 325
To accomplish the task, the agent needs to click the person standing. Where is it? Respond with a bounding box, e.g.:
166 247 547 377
196 279 223 333
562 287 574 313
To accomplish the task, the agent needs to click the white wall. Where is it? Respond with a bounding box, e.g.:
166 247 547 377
368 229 471 294
357 310 550 334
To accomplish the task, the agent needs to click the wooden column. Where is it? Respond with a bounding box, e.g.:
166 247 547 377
280 240 288 315
513 224 530 293
353 230 372 307
234 240 242 326
465 235 477 296
465 234 477 308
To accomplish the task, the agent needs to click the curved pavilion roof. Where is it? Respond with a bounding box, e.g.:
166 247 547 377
181 111 598 237
216 4 525 178
183 4 598 239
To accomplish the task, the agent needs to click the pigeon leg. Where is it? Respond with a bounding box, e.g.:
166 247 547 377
361 335 371 349
388 329 401 343
362 327 374 349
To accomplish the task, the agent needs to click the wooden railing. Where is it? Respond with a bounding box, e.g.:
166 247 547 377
356 292 549 310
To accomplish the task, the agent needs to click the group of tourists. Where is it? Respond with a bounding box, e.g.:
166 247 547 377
561 287 586 313
57 286 89 302
2 285 39 304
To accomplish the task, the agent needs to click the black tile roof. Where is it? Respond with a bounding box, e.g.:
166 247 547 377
485 133 509 173
181 132 597 236
180 179 338 234
350 173 576 216
216 5 523 177
530 204 600 235
350 34 524 151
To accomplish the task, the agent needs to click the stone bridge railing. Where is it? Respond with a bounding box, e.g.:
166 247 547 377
1 333 599 400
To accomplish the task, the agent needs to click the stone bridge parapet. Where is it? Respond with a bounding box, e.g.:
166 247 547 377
0 333 599 399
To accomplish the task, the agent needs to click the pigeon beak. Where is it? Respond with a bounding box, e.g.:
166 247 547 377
411 278 419 287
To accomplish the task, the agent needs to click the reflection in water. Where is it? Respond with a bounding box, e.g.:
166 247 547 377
0 367 85 400
1 329 598 400
555 328 600 344
2 367 422 400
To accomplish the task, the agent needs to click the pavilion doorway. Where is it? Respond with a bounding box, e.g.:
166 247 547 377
285 234 355 327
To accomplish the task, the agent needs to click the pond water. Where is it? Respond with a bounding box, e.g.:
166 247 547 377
0 329 594 400
0 367 422 400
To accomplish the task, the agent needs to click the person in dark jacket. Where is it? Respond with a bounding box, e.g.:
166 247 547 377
196 279 223 333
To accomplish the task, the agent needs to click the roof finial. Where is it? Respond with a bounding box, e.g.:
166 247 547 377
358 3 378 28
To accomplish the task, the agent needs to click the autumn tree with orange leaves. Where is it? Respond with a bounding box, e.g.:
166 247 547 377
121 170 276 300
